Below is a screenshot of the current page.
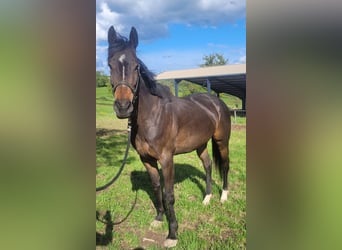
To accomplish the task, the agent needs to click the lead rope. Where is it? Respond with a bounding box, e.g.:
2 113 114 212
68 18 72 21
96 119 132 192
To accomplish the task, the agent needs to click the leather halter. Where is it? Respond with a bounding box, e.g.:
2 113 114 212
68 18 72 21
112 64 140 104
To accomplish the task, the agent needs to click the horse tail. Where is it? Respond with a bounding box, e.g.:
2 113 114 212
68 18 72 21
212 138 223 180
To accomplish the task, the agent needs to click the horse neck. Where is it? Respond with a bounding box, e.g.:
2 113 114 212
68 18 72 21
132 78 160 125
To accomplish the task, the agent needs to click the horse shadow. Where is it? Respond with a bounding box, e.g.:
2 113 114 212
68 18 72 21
96 130 135 169
96 206 146 249
130 163 217 207
96 210 114 246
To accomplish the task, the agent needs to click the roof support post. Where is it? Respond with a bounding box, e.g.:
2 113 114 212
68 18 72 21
242 96 246 111
206 78 211 94
174 79 180 97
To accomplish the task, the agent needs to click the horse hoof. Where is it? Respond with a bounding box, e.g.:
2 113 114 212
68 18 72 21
202 194 212 205
220 190 229 203
150 219 163 228
164 239 178 248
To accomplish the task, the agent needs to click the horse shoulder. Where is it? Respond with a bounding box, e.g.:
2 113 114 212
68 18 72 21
134 101 176 158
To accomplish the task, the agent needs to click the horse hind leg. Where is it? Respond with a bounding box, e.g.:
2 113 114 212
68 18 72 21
197 144 213 205
212 135 230 203
219 145 230 203
220 144 230 203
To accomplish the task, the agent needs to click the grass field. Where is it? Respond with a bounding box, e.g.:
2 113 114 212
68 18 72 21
96 87 246 249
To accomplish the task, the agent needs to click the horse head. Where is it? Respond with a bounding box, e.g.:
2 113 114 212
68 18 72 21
108 26 140 119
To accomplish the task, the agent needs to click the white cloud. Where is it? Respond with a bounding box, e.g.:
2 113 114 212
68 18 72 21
96 2 124 41
208 43 230 49
225 47 246 64
96 0 246 73
237 55 246 64
96 0 245 42
96 45 108 73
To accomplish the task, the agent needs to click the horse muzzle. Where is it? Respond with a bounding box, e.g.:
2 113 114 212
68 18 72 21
114 100 133 119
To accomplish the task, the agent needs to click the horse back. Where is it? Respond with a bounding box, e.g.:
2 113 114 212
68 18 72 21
171 93 230 154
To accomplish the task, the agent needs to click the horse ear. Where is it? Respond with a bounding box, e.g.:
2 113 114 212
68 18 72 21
129 27 138 49
108 26 117 45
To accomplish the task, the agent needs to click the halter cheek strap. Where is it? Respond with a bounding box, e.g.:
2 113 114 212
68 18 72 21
112 64 140 104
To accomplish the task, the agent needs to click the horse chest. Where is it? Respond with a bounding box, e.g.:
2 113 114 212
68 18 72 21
134 134 159 158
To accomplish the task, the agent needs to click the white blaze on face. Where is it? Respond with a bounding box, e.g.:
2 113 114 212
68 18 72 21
119 54 126 81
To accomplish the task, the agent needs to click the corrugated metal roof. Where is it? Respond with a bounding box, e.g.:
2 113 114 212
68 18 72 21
155 64 246 100
156 64 245 80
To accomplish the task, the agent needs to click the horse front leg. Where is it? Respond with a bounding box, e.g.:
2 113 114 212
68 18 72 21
159 156 178 248
197 144 213 205
140 156 165 225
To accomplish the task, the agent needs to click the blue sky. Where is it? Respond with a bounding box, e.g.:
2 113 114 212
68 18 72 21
96 0 246 75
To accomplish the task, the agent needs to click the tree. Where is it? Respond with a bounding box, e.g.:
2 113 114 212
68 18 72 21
96 71 110 87
200 53 228 67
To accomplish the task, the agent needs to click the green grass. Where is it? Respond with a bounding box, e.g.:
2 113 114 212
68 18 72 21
96 86 246 249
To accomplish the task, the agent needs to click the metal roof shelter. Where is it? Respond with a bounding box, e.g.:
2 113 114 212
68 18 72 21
155 64 246 110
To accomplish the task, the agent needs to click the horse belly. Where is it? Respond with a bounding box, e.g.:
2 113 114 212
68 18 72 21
174 125 214 154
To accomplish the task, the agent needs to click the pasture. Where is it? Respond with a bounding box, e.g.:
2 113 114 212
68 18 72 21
96 87 246 249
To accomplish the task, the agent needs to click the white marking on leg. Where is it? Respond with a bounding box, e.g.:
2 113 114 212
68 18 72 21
150 219 163 229
202 194 212 205
220 190 229 203
164 239 178 248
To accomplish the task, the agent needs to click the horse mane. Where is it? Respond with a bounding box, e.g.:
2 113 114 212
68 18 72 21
138 59 173 100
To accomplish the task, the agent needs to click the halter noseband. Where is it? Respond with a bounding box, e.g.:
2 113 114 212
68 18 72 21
112 64 141 104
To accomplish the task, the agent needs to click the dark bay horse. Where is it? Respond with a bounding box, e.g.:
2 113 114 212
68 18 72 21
107 26 231 248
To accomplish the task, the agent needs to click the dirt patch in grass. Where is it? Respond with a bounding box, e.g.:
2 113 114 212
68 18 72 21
141 230 166 249
232 124 246 131
112 222 167 249
96 128 127 137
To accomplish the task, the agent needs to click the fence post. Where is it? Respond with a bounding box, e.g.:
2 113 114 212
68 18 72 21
206 78 211 94
174 79 179 97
